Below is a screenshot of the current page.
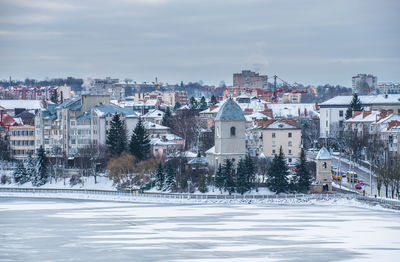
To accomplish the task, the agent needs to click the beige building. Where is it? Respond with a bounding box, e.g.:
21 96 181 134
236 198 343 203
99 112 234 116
310 147 332 192
9 125 35 159
281 92 302 104
261 120 301 162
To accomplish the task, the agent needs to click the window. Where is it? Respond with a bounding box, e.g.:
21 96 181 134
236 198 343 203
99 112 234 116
339 110 343 117
272 141 276 147
288 149 292 154
272 132 276 138
339 120 344 128
326 121 328 127
288 158 292 163
288 132 292 138
288 141 292 146
272 149 276 154
230 126 236 137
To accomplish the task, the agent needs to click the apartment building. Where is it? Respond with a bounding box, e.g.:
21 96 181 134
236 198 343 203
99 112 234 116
233 70 268 89
352 74 377 95
9 125 35 159
319 94 400 138
91 105 139 145
261 120 301 163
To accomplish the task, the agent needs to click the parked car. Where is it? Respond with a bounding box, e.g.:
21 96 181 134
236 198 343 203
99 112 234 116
358 180 365 186
355 184 362 190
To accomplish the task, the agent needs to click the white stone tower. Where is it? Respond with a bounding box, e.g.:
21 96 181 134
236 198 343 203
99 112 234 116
206 98 246 168
315 147 332 192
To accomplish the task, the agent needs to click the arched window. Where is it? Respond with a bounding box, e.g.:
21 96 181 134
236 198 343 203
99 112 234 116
230 126 236 137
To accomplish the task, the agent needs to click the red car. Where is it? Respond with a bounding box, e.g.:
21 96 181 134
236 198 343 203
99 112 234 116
355 184 363 190
358 180 365 186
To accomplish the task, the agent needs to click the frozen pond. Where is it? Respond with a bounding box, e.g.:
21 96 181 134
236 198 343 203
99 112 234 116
0 197 399 262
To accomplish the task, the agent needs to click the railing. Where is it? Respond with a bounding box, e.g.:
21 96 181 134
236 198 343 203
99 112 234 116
0 187 399 207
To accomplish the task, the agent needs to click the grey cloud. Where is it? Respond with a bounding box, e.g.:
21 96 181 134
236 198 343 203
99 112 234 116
0 0 399 85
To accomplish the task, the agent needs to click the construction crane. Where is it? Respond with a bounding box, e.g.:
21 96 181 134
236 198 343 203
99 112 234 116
273 75 296 92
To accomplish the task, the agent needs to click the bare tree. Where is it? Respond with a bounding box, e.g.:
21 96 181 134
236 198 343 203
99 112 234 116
169 109 200 151
77 144 110 183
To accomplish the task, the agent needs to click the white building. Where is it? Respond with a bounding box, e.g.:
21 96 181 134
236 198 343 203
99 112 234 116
319 94 400 138
206 98 247 168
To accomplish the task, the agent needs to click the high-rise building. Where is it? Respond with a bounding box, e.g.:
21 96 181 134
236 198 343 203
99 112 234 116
233 70 268 89
352 74 377 95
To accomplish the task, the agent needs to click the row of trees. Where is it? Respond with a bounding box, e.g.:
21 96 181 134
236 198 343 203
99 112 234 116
150 148 312 195
13 146 48 186
106 115 151 160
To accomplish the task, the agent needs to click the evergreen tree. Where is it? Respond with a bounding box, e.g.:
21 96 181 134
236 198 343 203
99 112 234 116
215 164 224 193
50 91 58 104
245 154 256 185
345 93 363 119
210 95 218 106
161 107 172 127
295 148 312 193
155 163 165 191
26 153 36 182
164 162 176 191
199 96 208 111
222 159 235 195
236 158 249 195
266 147 289 193
32 146 49 187
129 119 151 161
174 102 181 111
198 173 208 193
13 161 28 184
106 114 127 156
189 96 198 110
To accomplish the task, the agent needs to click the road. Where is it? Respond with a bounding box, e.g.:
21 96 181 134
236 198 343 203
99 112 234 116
307 152 378 196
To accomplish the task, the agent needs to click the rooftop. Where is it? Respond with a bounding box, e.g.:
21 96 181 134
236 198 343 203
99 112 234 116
215 98 245 121
316 147 332 160
320 94 400 106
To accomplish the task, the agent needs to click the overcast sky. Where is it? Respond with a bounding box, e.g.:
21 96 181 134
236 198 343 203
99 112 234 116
0 0 399 86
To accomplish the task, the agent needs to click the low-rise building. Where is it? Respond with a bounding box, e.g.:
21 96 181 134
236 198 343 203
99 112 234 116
261 120 301 163
9 125 35 159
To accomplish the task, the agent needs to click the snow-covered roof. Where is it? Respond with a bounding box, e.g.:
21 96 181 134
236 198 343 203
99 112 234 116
0 100 44 110
345 111 380 123
57 96 81 109
267 103 319 118
92 105 137 118
215 98 245 121
150 138 178 146
320 94 400 106
143 121 170 130
245 112 270 122
143 109 164 118
316 147 332 160
205 146 215 154
263 120 297 129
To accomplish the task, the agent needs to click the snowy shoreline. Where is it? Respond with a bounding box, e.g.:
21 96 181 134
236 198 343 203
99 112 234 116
1 190 398 213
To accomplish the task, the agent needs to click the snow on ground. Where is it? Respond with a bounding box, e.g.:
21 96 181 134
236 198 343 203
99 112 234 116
0 197 399 261
0 176 116 191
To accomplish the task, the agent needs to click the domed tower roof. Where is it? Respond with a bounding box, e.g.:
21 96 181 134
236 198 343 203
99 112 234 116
215 98 245 121
316 147 332 160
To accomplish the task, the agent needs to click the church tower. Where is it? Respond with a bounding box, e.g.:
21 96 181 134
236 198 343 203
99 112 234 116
315 147 332 192
206 98 247 168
